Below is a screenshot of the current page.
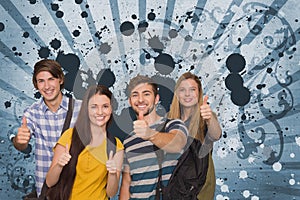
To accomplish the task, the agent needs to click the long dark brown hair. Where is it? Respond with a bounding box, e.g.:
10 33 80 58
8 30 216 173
47 85 113 199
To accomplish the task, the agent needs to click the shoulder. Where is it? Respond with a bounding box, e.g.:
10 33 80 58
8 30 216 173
115 137 124 150
58 128 74 145
165 118 188 136
24 98 43 113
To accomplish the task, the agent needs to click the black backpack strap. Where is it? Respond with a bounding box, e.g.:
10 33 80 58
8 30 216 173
38 97 74 199
106 131 116 157
153 118 170 200
61 97 74 135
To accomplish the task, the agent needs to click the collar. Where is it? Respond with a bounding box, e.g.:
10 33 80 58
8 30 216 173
39 94 68 113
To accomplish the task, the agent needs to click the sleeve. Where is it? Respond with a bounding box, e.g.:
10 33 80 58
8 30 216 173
53 128 73 151
165 119 189 137
115 137 124 151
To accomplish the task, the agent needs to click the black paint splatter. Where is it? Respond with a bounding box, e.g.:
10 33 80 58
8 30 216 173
99 42 111 54
50 38 61 50
97 69 115 87
154 53 175 75
38 46 50 58
120 21 135 36
73 30 80 37
138 21 148 33
81 11 88 18
56 11 64 18
0 22 5 31
51 3 59 11
30 16 39 25
23 32 29 38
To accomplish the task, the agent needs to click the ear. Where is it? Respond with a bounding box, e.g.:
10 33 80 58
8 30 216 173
155 94 160 105
59 78 64 85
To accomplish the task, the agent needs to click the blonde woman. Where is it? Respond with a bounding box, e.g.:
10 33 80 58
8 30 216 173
168 72 222 200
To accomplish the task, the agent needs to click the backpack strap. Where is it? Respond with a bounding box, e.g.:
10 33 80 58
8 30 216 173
39 97 74 199
61 97 74 135
106 131 117 157
153 118 170 200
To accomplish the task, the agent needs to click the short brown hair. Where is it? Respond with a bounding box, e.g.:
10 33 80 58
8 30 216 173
128 74 158 96
32 59 65 90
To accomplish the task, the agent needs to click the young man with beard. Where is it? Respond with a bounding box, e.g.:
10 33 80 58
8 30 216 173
11 59 81 198
119 75 188 200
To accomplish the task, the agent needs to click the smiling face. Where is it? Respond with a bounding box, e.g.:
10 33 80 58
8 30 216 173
129 83 159 117
176 78 199 108
35 71 63 103
88 94 112 128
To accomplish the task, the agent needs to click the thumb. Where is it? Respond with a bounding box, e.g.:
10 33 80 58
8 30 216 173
109 150 114 160
203 95 209 105
65 143 69 154
138 112 144 120
21 117 27 128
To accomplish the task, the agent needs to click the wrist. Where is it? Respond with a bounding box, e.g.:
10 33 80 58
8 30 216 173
149 132 159 141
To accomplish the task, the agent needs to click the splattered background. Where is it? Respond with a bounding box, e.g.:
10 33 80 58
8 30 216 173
0 0 299 199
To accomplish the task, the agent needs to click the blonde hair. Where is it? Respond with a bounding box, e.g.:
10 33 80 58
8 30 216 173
168 72 206 141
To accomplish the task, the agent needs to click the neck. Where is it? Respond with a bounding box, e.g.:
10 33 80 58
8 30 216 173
181 106 194 122
90 124 106 147
44 92 63 112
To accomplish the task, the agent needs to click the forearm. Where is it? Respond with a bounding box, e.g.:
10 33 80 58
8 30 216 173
106 172 120 197
46 164 64 187
206 114 222 141
119 172 131 200
150 131 187 153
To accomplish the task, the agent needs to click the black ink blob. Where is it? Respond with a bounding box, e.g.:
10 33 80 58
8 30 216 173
169 29 178 39
138 21 148 33
81 11 88 18
51 3 59 11
120 21 135 36
31 16 39 25
75 0 83 4
0 22 5 31
72 30 80 37
23 32 29 38
154 53 175 75
226 53 246 73
97 69 115 88
148 36 164 53
148 12 156 21
50 38 61 50
99 42 111 54
56 11 64 18
38 47 50 58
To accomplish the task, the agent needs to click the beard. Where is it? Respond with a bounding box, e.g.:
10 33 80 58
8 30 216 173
134 104 156 118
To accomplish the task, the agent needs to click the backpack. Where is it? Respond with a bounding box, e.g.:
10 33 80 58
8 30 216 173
157 137 209 200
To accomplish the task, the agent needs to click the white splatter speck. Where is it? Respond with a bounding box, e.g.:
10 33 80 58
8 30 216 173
289 178 295 185
216 194 230 200
251 195 260 200
295 136 300 146
242 190 251 198
290 153 295 158
221 184 229 192
272 162 282 172
216 178 224 186
239 170 248 179
248 156 255 163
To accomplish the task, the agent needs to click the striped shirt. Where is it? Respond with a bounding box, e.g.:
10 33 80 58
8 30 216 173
23 95 81 195
123 117 188 200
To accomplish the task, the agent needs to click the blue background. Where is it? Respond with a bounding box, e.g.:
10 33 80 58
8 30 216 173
0 0 299 199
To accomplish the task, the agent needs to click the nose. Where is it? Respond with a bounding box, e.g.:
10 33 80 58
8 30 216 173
185 90 190 96
138 94 144 102
44 80 50 89
96 107 103 115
